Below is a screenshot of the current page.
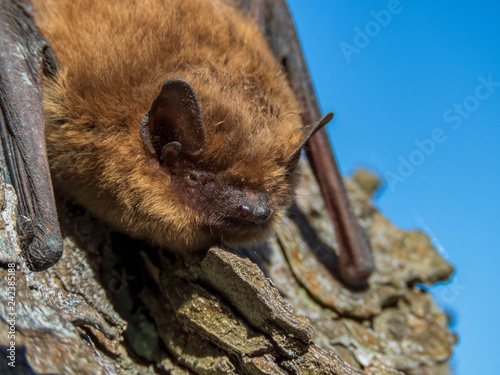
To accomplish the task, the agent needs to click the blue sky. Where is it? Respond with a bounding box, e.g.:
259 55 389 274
287 1 500 374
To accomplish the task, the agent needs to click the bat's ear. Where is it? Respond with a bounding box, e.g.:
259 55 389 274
140 78 207 164
287 112 334 166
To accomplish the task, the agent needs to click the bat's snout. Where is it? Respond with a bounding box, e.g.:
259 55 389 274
237 203 271 224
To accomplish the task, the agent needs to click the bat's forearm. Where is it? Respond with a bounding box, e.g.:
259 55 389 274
0 0 62 270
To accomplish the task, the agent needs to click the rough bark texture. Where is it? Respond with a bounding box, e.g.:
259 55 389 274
0 161 456 374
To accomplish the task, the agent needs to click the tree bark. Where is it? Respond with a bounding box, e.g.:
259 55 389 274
0 161 456 374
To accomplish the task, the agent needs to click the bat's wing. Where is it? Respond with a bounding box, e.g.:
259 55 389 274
235 0 374 287
0 0 62 270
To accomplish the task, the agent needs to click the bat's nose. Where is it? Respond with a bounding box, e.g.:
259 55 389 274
237 203 271 223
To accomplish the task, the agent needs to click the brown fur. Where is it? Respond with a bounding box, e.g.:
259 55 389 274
31 0 308 253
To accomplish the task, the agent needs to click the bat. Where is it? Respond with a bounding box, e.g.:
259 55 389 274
1 0 373 286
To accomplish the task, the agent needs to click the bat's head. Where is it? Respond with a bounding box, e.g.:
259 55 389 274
137 78 332 253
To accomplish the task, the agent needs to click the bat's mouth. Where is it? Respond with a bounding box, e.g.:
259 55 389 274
205 216 271 232
201 209 278 246
216 205 274 229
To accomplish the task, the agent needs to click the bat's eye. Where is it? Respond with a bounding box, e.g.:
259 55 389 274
186 172 199 186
